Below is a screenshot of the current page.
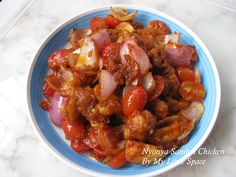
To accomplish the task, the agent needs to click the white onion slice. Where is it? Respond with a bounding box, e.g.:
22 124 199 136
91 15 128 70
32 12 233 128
75 37 99 70
181 102 204 122
142 72 156 93
100 70 118 100
122 86 134 97
72 48 81 54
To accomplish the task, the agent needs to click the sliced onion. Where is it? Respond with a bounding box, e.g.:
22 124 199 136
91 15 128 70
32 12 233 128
119 38 137 64
99 57 103 71
156 115 179 128
72 48 81 54
61 69 74 81
91 29 111 52
132 79 138 86
164 43 195 67
115 22 134 33
156 33 180 45
149 75 165 102
181 102 204 122
142 72 156 93
131 45 151 74
49 93 67 126
120 37 151 74
122 86 134 97
100 70 118 100
119 43 129 64
75 37 99 71
111 7 137 22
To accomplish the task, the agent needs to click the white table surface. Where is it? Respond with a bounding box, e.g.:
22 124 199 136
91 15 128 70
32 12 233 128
0 0 236 177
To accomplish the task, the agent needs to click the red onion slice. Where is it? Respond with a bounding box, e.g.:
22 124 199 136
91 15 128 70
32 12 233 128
48 93 67 126
120 37 151 74
91 29 111 52
164 43 195 67
119 38 137 64
131 45 151 74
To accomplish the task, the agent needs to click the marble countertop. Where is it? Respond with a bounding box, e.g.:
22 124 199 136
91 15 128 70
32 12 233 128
0 0 236 176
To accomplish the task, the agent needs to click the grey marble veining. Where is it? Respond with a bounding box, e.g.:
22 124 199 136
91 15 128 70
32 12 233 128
0 0 236 176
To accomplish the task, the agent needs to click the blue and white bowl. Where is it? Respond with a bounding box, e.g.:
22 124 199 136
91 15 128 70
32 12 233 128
27 5 221 177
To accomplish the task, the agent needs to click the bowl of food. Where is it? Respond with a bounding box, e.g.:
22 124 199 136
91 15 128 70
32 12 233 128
27 5 221 177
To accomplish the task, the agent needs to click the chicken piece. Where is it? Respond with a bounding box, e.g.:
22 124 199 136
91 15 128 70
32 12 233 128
149 47 175 77
124 110 156 141
154 99 169 119
88 109 111 125
166 96 189 113
125 140 166 165
102 54 143 86
133 34 155 53
76 87 107 124
64 94 78 121
97 125 125 155
76 87 98 113
123 55 141 86
148 115 194 150
147 20 170 35
135 20 169 43
95 95 122 116
63 76 97 120
74 72 97 87
162 73 180 97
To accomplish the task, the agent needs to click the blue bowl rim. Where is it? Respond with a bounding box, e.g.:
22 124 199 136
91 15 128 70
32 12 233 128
27 4 221 177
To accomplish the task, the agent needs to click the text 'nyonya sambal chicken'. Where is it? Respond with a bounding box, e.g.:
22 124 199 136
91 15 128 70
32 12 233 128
40 7 205 168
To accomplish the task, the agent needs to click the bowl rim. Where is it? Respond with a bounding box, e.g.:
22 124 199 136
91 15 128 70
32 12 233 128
27 4 221 177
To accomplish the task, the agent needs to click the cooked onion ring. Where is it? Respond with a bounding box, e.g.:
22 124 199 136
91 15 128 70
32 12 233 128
111 7 138 22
